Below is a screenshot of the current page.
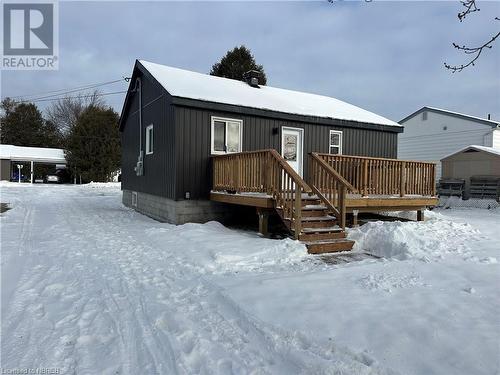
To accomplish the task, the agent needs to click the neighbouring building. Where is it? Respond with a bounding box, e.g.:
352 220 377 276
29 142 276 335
0 144 66 182
119 60 406 224
398 107 500 181
440 145 500 200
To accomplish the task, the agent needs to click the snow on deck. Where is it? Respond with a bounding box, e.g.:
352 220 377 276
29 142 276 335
140 60 401 127
1 182 498 374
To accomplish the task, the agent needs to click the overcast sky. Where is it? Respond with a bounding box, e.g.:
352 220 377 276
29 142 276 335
1 0 499 122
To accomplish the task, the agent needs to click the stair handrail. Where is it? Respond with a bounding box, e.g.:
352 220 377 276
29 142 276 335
269 149 311 193
309 153 357 230
311 153 357 192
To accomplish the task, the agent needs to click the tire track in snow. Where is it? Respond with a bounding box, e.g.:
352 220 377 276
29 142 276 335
1 186 398 374
62 192 180 375
73 190 397 375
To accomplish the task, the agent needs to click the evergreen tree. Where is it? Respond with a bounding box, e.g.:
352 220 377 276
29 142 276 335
0 99 62 147
210 46 267 85
66 106 120 182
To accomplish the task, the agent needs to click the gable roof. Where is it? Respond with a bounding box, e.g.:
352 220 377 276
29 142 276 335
441 145 500 161
134 60 400 128
0 144 66 163
400 106 500 127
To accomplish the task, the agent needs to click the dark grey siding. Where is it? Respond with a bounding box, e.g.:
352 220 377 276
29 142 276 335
121 71 176 198
1 159 11 180
174 106 399 200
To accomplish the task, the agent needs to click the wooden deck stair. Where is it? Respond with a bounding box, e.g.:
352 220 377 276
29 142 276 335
276 195 355 254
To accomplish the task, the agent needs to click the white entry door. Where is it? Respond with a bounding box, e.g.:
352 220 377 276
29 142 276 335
281 127 304 177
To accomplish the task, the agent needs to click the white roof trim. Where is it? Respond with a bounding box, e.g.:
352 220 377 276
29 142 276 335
400 106 499 126
441 145 500 160
426 107 499 125
138 60 401 128
0 144 66 163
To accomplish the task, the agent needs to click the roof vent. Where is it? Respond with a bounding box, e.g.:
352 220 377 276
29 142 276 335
243 70 261 88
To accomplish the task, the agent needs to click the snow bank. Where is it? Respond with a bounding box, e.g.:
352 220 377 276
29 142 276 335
144 221 316 275
86 182 121 189
348 214 480 261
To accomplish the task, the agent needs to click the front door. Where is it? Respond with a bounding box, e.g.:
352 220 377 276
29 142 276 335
281 127 304 177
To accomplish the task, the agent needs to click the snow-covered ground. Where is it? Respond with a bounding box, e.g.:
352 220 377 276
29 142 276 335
1 183 498 374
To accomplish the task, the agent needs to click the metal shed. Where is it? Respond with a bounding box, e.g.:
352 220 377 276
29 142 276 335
440 145 500 199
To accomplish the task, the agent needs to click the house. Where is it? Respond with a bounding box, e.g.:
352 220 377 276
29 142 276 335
119 60 437 253
0 144 66 182
398 107 500 181
440 145 500 200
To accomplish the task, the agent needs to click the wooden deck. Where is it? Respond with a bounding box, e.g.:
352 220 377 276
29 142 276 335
210 191 438 212
211 150 438 254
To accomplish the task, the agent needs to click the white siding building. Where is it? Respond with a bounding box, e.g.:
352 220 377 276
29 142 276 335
398 107 500 180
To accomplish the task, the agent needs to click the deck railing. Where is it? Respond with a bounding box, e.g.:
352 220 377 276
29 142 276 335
315 153 436 197
212 149 312 238
309 153 357 229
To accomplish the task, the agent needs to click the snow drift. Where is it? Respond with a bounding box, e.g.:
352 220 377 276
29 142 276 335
348 213 480 261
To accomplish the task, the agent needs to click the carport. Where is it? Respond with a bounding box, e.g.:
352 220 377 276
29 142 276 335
0 144 66 183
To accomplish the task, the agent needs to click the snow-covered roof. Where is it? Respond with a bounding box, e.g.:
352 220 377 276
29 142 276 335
0 144 66 163
441 145 500 160
139 60 401 128
400 106 499 127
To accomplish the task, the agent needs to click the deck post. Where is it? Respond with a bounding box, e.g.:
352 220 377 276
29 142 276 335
257 208 270 237
294 184 301 240
400 161 406 197
362 159 368 197
233 155 240 192
339 186 346 230
417 209 424 221
352 209 359 227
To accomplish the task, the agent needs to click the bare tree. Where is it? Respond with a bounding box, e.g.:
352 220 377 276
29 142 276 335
45 90 104 134
445 0 499 72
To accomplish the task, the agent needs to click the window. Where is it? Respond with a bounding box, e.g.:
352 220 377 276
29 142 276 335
131 191 138 207
145 124 153 155
422 111 428 121
211 117 242 154
329 130 343 155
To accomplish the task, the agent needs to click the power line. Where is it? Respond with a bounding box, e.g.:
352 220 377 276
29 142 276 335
18 90 128 104
8 78 129 100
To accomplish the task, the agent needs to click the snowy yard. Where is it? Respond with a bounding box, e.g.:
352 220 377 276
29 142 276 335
1 182 499 375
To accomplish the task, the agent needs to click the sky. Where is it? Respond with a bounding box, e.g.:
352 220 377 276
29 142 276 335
1 0 499 123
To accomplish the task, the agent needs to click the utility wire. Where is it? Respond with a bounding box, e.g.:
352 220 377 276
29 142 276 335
8 78 129 101
18 90 128 104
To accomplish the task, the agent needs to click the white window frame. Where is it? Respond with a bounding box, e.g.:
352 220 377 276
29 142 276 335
145 124 153 155
210 116 243 155
329 130 343 155
131 191 138 207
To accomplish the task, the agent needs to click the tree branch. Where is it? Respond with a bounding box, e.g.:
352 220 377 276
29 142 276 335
445 17 500 72
445 0 499 72
458 0 480 22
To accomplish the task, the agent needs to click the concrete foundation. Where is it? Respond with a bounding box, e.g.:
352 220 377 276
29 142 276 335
122 189 242 224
